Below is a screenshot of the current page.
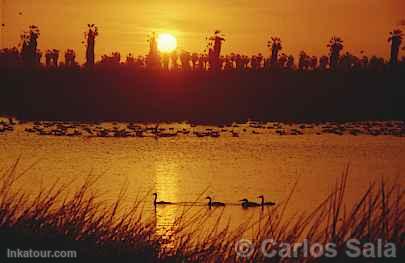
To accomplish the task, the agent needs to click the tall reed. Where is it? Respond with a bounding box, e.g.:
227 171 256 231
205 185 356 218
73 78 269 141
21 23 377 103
0 161 403 262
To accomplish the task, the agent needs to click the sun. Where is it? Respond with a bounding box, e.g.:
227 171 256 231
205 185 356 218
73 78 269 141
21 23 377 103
157 33 177 53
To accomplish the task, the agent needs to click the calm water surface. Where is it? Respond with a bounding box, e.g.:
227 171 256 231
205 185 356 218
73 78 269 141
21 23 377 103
1 121 404 234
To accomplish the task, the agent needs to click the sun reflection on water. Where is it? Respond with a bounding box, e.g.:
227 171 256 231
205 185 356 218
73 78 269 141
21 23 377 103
153 158 179 244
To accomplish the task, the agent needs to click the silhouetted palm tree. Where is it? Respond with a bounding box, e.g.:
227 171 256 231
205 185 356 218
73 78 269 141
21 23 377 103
286 55 295 70
234 54 243 71
84 24 98 67
162 53 170 70
100 52 121 65
278 53 288 68
219 55 226 70
360 55 369 69
242 55 249 70
51 50 58 67
191 53 199 70
45 50 51 67
359 50 368 69
135 55 145 68
207 30 225 71
0 47 20 67
257 53 264 69
369 56 385 71
35 49 42 65
388 29 403 66
310 56 318 70
146 32 160 70
249 53 264 71
319 56 329 70
267 37 282 68
198 54 208 71
224 55 234 71
45 49 59 67
180 50 191 71
64 49 76 67
126 53 135 65
20 25 40 66
170 50 178 70
3 23 404 74
327 37 344 70
298 51 310 71
339 52 363 71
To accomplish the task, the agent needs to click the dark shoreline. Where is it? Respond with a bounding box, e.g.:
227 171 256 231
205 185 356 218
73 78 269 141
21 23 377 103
2 67 405 123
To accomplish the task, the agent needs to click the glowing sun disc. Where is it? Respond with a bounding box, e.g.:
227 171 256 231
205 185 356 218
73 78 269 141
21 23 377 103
157 33 177 53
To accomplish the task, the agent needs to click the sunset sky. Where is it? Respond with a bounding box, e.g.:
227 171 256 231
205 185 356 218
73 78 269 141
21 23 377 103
1 0 404 62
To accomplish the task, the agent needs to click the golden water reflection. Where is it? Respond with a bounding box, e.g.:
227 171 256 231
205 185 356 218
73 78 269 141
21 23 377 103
2 121 405 243
153 158 179 242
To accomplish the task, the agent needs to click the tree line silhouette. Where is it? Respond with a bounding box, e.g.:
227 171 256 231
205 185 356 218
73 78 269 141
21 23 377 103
0 25 404 71
0 25 404 122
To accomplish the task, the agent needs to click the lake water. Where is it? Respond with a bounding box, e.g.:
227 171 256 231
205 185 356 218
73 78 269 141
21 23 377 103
1 120 404 236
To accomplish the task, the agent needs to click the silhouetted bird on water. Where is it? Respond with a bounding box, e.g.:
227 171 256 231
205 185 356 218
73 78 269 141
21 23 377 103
239 198 260 208
206 196 225 207
257 195 276 206
152 193 172 206
8 117 15 125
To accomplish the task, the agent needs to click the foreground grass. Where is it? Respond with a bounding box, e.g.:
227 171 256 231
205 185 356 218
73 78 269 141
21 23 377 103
0 161 404 262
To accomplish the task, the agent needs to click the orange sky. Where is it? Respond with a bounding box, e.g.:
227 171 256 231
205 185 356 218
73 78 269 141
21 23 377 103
1 0 404 62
